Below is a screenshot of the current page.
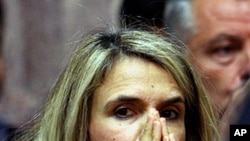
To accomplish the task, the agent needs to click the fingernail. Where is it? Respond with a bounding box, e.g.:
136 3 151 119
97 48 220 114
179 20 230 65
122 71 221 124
149 108 156 113
164 136 169 141
160 118 166 124
169 133 174 140
154 110 160 118
153 120 160 128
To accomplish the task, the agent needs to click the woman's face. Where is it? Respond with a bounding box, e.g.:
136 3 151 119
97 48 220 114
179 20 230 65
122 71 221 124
89 57 185 141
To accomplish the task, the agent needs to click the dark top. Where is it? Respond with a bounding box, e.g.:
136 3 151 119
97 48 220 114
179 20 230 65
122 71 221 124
0 119 15 141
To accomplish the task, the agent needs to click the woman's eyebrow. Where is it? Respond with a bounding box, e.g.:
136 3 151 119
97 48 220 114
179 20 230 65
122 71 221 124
104 96 141 110
163 96 185 105
160 96 185 107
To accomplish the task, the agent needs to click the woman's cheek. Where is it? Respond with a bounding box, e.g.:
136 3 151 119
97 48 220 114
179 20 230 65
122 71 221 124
89 121 141 141
169 126 186 141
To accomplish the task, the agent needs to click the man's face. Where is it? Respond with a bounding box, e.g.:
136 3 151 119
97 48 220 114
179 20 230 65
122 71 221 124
189 0 250 115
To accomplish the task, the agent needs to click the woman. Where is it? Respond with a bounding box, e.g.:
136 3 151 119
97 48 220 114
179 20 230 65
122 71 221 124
14 28 220 141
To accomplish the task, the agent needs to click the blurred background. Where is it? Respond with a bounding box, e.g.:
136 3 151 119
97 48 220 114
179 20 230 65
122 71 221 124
0 0 123 127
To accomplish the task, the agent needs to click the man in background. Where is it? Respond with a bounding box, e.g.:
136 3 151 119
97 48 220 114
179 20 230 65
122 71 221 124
164 0 250 117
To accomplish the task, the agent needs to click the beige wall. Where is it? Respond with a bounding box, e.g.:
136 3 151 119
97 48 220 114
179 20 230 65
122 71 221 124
0 0 122 126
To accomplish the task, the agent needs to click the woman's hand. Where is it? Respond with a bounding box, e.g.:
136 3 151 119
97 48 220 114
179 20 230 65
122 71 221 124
136 109 176 141
161 118 175 141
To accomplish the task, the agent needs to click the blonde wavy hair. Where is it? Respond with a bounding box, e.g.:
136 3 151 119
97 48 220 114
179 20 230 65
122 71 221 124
13 28 220 141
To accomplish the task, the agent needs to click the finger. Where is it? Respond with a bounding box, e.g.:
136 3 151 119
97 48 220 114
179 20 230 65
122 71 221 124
169 133 175 141
160 118 169 136
135 120 146 141
163 136 169 141
153 109 160 119
152 120 161 141
163 133 175 141
137 115 154 141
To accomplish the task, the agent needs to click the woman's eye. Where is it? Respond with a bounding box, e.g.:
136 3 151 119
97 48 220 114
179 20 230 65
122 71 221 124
114 107 135 119
160 110 179 120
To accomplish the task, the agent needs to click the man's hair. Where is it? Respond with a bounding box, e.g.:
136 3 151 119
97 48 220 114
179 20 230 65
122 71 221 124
119 0 166 30
119 0 195 44
164 0 195 43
